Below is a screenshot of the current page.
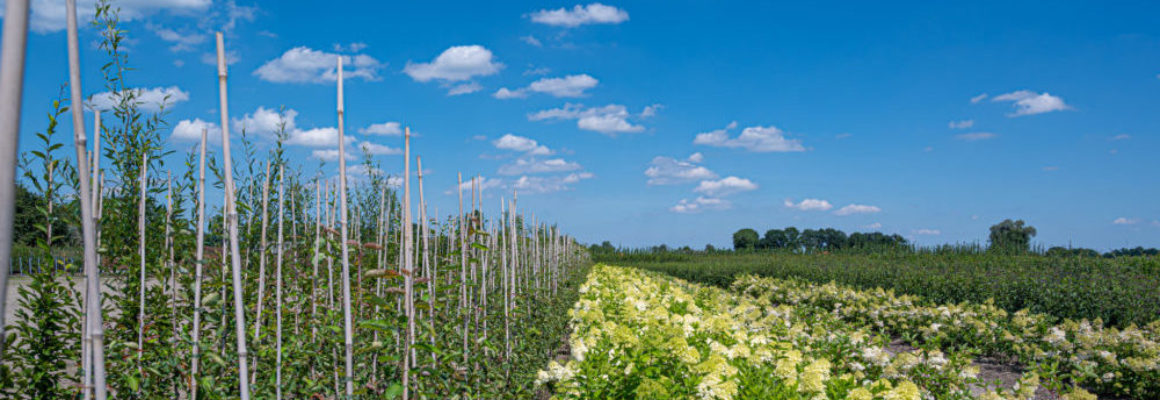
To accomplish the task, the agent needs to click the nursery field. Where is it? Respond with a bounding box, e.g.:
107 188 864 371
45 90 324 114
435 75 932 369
534 263 1158 399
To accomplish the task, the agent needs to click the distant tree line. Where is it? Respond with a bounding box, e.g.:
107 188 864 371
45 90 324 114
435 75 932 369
588 218 1160 258
731 227 908 253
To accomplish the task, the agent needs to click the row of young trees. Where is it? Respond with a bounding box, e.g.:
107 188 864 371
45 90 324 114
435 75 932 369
0 1 590 399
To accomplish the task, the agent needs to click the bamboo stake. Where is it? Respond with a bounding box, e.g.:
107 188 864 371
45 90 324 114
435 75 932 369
416 158 431 370
215 32 251 400
254 160 271 349
137 151 148 378
166 173 177 347
311 181 320 345
458 173 468 366
63 1 108 397
402 128 414 400
502 198 510 362
191 128 207 400
336 56 355 398
0 0 29 352
275 165 285 400
83 104 101 400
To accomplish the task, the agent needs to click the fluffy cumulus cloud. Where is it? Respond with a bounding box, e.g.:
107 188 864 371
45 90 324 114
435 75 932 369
528 103 646 135
254 47 383 83
286 127 343 147
529 3 629 27
447 176 506 195
783 198 833 211
1113 217 1139 225
913 229 941 235
358 141 401 156
359 122 402 136
833 204 882 216
991 90 1071 117
403 45 501 95
493 134 552 155
694 121 805 152
955 132 997 141
498 158 581 175
171 118 219 143
948 119 974 129
645 154 716 185
232 106 297 137
310 149 353 162
693 176 757 197
15 0 211 33
87 86 190 112
495 74 598 99
511 172 593 194
670 197 730 214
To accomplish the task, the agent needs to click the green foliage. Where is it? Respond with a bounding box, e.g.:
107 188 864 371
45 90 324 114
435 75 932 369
9 268 82 400
988 219 1037 254
597 251 1160 328
731 228 758 250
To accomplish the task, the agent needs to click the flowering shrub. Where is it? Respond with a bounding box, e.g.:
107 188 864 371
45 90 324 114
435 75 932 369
732 275 1159 399
537 265 1080 399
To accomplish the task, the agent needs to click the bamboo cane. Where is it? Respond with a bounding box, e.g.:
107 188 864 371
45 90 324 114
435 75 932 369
63 2 108 397
275 165 285 400
191 128 207 400
254 160 271 362
458 173 468 366
137 151 148 378
335 56 355 398
402 128 413 400
82 104 102 400
215 32 251 400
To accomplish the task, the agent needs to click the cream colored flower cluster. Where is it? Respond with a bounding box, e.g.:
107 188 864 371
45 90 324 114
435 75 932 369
732 274 1157 399
537 265 1050 399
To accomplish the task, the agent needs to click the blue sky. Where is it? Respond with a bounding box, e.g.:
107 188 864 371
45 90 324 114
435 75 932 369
5 0 1160 250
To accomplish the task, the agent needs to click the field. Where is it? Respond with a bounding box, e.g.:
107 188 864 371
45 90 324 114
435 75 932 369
534 263 1158 399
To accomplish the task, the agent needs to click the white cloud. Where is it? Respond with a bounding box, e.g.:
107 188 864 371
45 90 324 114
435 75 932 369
645 156 716 185
640 104 663 118
686 152 704 163
783 198 833 211
528 103 645 135
670 197 730 214
403 45 502 82
287 127 341 147
1110 134 1131 141
693 176 757 197
529 3 629 27
448 82 483 96
520 35 542 47
524 66 551 76
913 229 941 235
311 149 354 162
495 74 598 99
148 23 206 52
232 106 297 137
171 118 220 143
992 90 1070 116
511 172 593 194
493 88 527 99
970 93 988 104
955 132 996 141
333 42 368 52
358 141 402 156
693 122 805 152
498 158 581 175
18 0 211 33
493 134 552 155
1113 217 1139 225
833 204 881 216
359 122 402 136
862 222 883 230
446 176 505 195
254 47 382 83
948 119 974 129
87 86 189 112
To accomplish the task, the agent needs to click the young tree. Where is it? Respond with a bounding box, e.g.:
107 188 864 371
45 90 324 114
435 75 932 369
731 228 759 250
